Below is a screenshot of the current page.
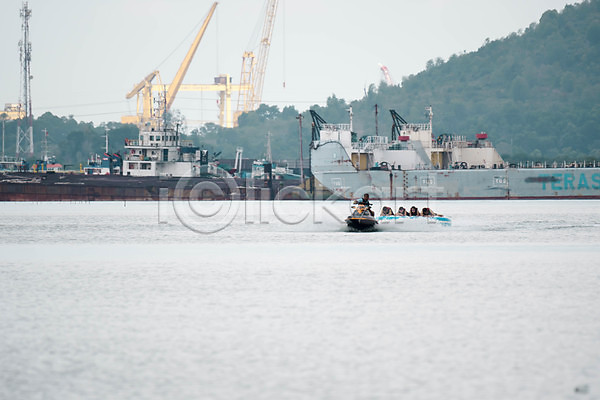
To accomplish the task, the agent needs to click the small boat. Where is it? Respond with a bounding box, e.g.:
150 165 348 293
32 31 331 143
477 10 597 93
345 204 378 231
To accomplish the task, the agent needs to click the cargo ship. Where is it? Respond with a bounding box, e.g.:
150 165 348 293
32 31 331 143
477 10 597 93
0 124 300 201
309 107 600 200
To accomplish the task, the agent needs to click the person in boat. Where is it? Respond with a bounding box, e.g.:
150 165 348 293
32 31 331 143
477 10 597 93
354 193 374 216
355 193 371 205
396 206 408 216
409 206 421 216
380 206 394 216
422 207 443 217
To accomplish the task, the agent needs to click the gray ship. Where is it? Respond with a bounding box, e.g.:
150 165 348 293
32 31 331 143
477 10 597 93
309 107 600 199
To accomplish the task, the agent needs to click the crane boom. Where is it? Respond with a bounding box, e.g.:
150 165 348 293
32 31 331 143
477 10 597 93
126 70 159 99
236 0 278 122
250 0 278 110
122 2 217 127
165 1 218 111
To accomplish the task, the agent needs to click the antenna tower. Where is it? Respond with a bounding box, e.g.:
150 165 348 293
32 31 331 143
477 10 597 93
16 2 33 158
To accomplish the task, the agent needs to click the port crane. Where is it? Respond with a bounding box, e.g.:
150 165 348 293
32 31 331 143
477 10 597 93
122 70 161 126
150 73 252 128
175 0 280 127
123 0 278 128
235 0 279 125
122 2 218 128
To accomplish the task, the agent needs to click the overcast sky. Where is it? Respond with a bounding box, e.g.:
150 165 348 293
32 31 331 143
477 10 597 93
0 0 576 127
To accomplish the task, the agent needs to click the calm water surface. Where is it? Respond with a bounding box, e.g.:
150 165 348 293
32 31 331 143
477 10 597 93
1 200 599 399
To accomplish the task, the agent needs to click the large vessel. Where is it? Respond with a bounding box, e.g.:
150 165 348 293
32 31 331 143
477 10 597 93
309 107 600 199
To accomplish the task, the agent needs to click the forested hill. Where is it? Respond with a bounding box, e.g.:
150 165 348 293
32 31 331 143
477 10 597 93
359 0 600 161
200 0 600 162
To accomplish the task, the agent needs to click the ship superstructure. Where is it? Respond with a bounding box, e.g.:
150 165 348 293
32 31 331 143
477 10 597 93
123 125 206 177
312 106 504 173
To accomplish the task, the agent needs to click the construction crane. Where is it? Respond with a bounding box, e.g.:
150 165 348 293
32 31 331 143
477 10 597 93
379 63 394 85
235 0 279 125
122 70 161 125
122 2 218 128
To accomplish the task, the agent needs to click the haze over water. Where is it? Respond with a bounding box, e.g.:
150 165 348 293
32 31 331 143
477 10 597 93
1 200 599 399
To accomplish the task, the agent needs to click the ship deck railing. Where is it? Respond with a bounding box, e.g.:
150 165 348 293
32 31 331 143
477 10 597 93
321 123 351 131
352 136 390 151
400 123 431 132
432 140 496 150
509 161 600 168
126 139 189 148
353 143 390 151
124 155 161 162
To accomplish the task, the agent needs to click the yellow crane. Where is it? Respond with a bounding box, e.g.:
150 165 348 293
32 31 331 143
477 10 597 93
235 0 279 125
122 70 161 125
152 74 250 128
122 2 218 128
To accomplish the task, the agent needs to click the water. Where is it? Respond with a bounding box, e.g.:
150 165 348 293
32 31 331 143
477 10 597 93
1 200 599 399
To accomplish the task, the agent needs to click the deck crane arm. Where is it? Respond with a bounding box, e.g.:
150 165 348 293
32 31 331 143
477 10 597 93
390 109 407 141
165 1 218 112
309 110 327 143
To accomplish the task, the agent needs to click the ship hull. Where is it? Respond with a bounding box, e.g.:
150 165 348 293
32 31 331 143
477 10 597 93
0 172 301 201
313 168 600 200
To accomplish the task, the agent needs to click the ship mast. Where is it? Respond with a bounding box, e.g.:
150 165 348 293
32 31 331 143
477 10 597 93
266 131 272 162
348 106 353 132
42 128 48 162
426 105 433 134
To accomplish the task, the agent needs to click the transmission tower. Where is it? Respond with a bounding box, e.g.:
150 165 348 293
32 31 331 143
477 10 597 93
16 2 33 159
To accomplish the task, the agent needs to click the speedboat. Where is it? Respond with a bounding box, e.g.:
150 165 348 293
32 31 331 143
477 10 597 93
345 204 378 231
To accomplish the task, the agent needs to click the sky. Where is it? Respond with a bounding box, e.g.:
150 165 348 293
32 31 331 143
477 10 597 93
0 0 577 128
